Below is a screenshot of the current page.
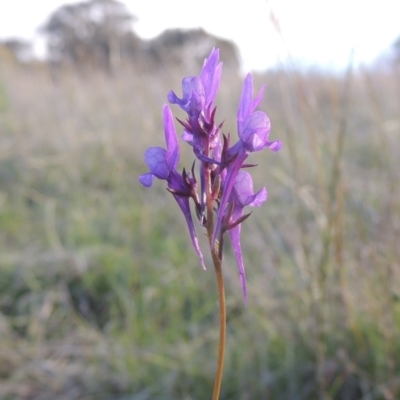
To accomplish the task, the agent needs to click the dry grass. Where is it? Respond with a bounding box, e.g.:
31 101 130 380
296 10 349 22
0 58 400 400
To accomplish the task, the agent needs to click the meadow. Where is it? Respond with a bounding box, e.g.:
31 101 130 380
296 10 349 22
0 56 399 399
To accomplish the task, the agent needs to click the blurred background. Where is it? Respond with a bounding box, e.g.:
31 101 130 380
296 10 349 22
1 0 400 399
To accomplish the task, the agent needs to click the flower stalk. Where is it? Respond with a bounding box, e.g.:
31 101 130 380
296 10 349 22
211 253 226 400
205 167 226 400
139 48 281 399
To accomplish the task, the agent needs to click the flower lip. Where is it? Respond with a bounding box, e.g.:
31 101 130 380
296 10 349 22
234 171 268 207
144 147 168 179
239 111 271 153
167 77 205 117
138 173 155 188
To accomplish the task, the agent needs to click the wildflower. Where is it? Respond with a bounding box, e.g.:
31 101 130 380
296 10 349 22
140 48 282 399
168 48 222 159
140 48 281 300
167 48 221 118
139 105 205 270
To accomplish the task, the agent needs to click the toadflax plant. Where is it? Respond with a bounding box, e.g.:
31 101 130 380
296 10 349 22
139 48 281 399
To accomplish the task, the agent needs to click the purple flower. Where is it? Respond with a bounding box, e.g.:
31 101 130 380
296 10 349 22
139 105 206 270
168 48 223 160
226 171 267 305
167 48 222 116
229 73 282 155
211 74 281 248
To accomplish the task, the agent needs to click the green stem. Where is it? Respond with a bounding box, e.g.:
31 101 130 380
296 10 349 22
205 169 226 400
211 251 226 400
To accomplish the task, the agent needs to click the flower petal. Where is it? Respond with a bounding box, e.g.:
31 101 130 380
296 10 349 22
228 224 247 305
162 105 180 172
237 73 253 124
163 105 178 155
144 147 169 179
200 48 222 107
234 171 254 204
266 139 283 152
212 150 248 247
173 195 206 270
252 83 266 114
234 171 267 206
167 77 204 116
239 111 271 152
181 130 194 144
138 173 155 187
248 187 267 207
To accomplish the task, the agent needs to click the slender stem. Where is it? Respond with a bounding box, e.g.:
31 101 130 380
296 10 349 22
205 168 227 400
211 252 226 400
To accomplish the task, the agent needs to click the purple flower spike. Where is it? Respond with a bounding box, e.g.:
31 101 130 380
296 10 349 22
140 47 282 305
228 171 267 305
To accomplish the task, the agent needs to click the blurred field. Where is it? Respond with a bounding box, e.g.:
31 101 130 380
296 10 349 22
0 57 399 400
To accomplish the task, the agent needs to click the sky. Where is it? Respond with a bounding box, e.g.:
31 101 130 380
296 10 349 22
0 0 399 71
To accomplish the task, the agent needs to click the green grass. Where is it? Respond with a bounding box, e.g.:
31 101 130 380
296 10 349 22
0 60 399 400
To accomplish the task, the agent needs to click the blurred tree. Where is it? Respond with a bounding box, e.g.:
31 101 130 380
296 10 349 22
0 38 33 63
147 28 240 72
0 38 34 63
40 1 239 73
40 0 138 70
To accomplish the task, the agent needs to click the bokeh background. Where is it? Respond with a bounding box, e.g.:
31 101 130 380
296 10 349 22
1 1 400 399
